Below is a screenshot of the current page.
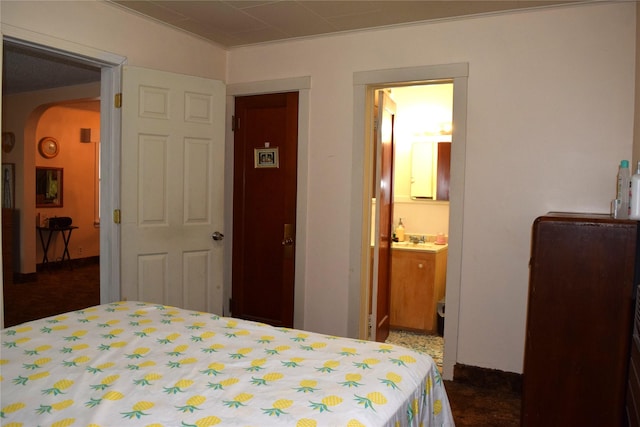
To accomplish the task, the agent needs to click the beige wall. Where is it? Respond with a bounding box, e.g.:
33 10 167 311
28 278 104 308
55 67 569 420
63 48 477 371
227 2 636 373
3 84 100 273
35 102 100 262
634 4 640 169
4 97 101 268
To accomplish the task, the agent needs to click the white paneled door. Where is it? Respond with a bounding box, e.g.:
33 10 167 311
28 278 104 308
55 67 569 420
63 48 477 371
120 66 225 314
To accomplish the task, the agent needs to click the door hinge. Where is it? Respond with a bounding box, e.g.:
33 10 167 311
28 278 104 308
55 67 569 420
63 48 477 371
232 115 239 131
373 117 379 132
114 93 122 108
229 298 234 314
113 209 121 224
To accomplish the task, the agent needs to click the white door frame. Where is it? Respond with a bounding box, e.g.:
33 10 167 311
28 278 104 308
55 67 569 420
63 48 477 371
0 28 126 312
225 77 311 329
351 63 468 380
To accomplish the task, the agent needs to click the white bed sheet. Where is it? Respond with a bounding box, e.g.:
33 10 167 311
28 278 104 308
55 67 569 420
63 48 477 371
0 301 454 426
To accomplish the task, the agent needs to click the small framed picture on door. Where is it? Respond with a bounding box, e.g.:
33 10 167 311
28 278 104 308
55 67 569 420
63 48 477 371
254 147 279 168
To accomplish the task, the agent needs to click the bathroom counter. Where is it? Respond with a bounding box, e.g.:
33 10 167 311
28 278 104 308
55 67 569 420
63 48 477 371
391 241 448 253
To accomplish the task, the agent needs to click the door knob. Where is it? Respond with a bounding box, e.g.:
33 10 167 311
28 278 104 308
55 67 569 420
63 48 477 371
211 231 224 241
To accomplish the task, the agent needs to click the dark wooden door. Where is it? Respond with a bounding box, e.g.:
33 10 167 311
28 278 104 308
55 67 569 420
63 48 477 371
375 90 395 342
436 142 451 201
232 92 298 327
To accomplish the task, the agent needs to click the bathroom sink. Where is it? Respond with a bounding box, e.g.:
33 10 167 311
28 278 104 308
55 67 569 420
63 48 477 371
392 241 447 252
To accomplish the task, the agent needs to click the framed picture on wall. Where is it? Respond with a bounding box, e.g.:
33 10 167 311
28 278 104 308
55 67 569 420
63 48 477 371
254 147 279 168
2 163 15 209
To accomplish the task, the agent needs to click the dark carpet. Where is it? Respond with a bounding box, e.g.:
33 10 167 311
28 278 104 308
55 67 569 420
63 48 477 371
2 261 521 426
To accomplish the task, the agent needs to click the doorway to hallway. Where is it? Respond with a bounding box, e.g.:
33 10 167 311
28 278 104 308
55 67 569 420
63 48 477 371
1 37 122 327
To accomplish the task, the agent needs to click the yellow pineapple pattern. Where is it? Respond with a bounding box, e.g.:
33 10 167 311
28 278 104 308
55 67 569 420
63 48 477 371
67 343 90 352
223 392 254 408
309 394 343 412
121 400 154 419
247 357 267 371
164 378 195 394
262 398 293 416
1 402 26 418
317 359 340 373
189 415 222 426
295 379 319 393
42 378 73 395
36 398 73 414
51 418 76 427
0 301 453 426
90 374 120 391
176 395 207 413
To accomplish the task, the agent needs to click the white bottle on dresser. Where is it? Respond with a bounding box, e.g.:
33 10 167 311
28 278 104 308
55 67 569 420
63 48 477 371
630 161 640 219
618 160 631 219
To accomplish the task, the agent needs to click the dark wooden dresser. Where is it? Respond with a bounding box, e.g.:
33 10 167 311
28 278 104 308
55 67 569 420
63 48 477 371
2 208 14 284
522 213 636 426
628 287 640 426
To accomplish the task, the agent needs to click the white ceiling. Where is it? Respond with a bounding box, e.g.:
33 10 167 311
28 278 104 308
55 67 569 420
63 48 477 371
109 0 581 48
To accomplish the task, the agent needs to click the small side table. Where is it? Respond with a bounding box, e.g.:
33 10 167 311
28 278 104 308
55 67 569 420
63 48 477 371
37 225 78 265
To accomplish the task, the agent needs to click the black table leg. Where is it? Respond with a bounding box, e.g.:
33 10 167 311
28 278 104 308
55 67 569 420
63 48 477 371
38 227 54 264
61 229 74 263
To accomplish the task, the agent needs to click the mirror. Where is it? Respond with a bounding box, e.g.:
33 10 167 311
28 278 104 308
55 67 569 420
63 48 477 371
36 167 63 208
410 141 435 199
410 141 451 201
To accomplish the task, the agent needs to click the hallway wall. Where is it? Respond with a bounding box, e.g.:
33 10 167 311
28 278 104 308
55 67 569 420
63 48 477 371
2 84 100 273
35 101 100 263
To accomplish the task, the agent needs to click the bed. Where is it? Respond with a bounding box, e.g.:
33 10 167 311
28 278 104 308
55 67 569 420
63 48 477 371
0 301 454 426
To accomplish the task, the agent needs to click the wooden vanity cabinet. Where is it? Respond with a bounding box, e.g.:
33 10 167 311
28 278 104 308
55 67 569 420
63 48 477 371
390 248 447 334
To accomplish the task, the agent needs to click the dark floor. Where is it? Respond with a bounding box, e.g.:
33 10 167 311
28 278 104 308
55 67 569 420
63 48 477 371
3 260 101 327
2 261 521 426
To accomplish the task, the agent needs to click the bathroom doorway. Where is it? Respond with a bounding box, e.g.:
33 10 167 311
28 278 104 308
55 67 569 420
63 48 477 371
355 62 468 379
372 82 453 371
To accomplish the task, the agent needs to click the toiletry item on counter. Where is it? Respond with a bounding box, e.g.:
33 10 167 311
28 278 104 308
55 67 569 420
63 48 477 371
396 218 405 242
631 161 640 219
611 199 622 219
617 160 631 219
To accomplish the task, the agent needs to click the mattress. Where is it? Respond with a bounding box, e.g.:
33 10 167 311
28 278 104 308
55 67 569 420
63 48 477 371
0 301 454 426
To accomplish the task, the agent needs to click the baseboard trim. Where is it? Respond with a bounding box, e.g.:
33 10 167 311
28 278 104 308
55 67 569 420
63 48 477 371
35 256 99 271
453 363 522 395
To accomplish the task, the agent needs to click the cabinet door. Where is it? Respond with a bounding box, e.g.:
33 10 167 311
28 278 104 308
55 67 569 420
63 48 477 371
390 250 436 332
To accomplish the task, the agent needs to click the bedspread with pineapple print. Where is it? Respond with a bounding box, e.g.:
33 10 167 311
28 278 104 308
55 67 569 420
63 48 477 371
0 301 454 426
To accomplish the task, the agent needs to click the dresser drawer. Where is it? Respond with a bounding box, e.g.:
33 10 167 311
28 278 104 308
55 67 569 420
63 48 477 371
636 297 640 335
629 334 640 427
